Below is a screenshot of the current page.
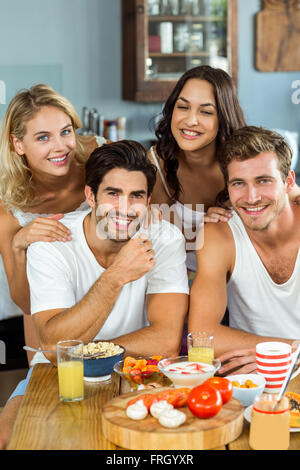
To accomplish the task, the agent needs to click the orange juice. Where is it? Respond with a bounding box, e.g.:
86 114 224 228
188 346 214 364
58 361 84 402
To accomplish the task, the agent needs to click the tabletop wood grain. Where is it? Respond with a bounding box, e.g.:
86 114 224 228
7 364 300 450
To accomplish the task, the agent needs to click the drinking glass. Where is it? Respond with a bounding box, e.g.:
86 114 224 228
187 331 214 364
249 394 290 450
57 340 84 402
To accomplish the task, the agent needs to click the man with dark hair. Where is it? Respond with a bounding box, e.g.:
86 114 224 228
189 127 300 374
26 140 189 362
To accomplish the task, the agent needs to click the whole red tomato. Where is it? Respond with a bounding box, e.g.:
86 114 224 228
206 377 233 405
188 383 222 419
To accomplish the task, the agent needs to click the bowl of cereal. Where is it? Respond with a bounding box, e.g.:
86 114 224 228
82 341 125 382
227 374 266 406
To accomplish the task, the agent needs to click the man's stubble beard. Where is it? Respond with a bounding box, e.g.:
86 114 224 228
234 195 287 233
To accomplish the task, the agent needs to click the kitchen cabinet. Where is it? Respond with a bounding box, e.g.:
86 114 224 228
122 0 238 102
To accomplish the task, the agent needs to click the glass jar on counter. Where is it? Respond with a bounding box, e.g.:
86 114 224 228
249 394 290 450
105 121 118 142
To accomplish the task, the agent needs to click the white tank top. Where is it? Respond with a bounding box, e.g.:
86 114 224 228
227 212 300 339
150 147 204 271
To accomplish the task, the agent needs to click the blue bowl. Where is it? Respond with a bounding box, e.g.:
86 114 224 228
83 344 125 378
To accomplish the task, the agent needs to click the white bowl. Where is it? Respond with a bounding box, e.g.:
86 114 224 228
158 356 221 389
227 374 266 407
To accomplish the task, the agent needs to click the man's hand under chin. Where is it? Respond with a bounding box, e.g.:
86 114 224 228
216 348 257 376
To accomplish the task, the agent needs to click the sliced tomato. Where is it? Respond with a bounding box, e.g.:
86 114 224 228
158 388 190 408
173 388 192 407
127 393 158 411
206 377 233 405
188 383 222 419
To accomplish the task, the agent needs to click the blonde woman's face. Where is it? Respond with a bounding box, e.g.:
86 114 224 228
12 105 76 177
171 78 219 153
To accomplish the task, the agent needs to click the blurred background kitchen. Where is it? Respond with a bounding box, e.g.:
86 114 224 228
0 0 299 403
0 0 299 170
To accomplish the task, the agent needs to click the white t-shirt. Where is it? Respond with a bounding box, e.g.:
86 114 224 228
27 209 189 363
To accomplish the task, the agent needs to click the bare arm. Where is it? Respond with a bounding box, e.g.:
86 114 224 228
32 236 156 352
188 223 294 363
0 204 30 313
0 396 22 450
0 202 72 314
112 292 188 357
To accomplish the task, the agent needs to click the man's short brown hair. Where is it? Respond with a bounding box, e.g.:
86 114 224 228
219 126 292 184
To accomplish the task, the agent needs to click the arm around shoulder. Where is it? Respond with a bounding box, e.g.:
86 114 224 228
188 222 234 337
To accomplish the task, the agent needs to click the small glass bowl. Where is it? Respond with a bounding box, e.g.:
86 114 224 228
113 357 171 390
158 355 221 388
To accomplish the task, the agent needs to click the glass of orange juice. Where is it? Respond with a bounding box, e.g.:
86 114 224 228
57 340 84 402
187 332 214 364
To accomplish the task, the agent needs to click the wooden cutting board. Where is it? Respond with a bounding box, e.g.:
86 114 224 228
101 388 244 450
256 0 300 71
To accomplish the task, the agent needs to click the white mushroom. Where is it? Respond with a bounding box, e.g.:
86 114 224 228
150 400 174 418
126 400 148 420
158 408 186 428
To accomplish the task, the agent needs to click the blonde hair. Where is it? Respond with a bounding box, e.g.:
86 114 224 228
0 84 87 210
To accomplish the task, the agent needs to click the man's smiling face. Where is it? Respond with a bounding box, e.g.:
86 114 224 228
92 168 149 241
227 151 293 231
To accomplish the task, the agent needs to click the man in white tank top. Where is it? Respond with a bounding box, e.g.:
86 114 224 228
189 126 300 375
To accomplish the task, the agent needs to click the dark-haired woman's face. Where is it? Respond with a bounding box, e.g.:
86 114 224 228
170 78 219 154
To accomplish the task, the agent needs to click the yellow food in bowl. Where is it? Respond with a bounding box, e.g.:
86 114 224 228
232 379 258 389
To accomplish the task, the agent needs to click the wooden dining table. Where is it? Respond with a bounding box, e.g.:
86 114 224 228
7 364 300 450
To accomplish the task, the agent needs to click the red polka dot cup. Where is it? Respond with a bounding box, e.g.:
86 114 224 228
256 342 299 394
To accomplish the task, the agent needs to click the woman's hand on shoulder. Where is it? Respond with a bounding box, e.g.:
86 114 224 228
204 206 233 223
12 214 72 252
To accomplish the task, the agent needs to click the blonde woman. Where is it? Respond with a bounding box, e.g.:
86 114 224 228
0 84 106 366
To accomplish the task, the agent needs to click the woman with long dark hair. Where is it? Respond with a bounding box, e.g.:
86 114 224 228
148 65 246 274
149 65 300 275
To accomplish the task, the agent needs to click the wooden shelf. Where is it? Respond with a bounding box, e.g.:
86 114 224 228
149 52 211 58
148 15 225 22
122 0 238 102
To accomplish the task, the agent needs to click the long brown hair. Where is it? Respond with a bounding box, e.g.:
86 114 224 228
155 66 246 200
